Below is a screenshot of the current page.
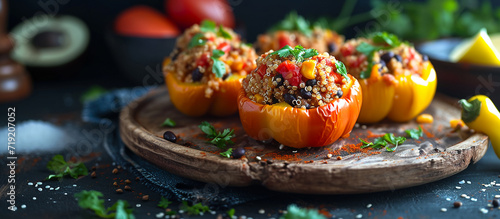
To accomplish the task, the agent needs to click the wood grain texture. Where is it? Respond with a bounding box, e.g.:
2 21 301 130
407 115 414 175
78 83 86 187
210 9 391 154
119 87 488 194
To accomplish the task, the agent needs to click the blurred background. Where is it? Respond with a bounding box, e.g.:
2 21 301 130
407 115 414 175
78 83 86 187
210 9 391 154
3 0 500 119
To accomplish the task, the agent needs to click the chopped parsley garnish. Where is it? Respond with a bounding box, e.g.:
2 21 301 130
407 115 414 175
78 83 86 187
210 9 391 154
157 197 172 209
81 85 107 103
270 11 314 36
270 45 318 63
180 201 210 215
211 49 227 78
74 190 134 219
199 121 235 149
227 208 235 218
220 148 233 158
200 19 232 39
188 33 207 49
280 204 326 219
359 133 406 152
161 118 176 127
335 60 350 81
405 126 423 139
356 32 404 79
46 155 88 180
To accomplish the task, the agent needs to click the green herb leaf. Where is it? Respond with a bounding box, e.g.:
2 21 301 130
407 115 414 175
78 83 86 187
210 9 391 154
227 208 235 218
75 190 135 219
459 98 481 123
200 20 216 32
270 45 318 63
212 49 225 59
372 137 388 149
181 201 210 215
157 197 172 209
46 155 88 180
161 118 176 127
81 85 107 103
359 138 373 148
220 148 233 158
211 49 227 78
335 60 350 81
188 33 207 49
280 204 326 219
356 33 404 79
270 11 314 36
405 126 423 139
199 122 235 149
218 25 232 39
371 32 402 47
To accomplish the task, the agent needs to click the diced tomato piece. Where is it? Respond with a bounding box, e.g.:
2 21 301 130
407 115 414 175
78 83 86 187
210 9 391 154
217 42 231 54
196 53 210 67
277 60 301 86
340 44 354 57
256 64 267 77
278 34 294 49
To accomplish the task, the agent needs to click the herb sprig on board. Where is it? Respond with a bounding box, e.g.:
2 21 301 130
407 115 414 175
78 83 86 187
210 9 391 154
46 155 88 180
405 126 424 139
360 133 406 152
180 201 210 215
280 204 326 219
199 121 235 149
356 32 403 79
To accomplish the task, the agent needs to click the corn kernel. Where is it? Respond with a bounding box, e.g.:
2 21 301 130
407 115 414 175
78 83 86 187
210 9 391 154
416 114 434 124
450 119 465 129
254 94 264 103
301 60 317 79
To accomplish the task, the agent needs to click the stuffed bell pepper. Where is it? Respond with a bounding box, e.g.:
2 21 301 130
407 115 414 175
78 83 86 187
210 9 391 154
163 20 257 116
337 32 437 123
238 45 362 148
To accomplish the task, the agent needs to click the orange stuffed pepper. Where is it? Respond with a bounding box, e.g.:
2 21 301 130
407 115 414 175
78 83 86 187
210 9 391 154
163 20 257 116
337 32 437 123
238 45 362 148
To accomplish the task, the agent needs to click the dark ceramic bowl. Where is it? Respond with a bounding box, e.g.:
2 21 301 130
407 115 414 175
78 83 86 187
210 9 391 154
417 39 500 105
106 30 176 85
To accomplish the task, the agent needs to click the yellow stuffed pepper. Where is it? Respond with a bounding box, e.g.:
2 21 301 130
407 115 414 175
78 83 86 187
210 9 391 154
337 32 437 123
163 20 257 116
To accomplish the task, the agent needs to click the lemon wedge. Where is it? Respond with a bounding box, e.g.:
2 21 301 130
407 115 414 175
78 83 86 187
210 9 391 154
450 28 500 66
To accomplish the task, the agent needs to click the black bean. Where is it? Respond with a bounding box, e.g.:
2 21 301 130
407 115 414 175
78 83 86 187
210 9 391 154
274 74 284 87
304 103 311 109
232 147 246 159
381 51 394 63
171 48 180 61
306 79 317 87
394 54 402 62
300 88 312 99
378 60 386 72
493 199 500 207
453 201 462 208
163 131 177 143
272 97 279 104
283 93 296 106
327 43 337 53
192 68 203 82
337 90 343 98
222 73 231 81
422 55 429 62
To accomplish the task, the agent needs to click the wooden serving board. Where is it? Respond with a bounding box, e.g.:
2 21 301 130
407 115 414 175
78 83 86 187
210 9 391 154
119 87 488 194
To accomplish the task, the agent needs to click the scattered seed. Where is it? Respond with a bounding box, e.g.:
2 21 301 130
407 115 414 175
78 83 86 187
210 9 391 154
446 198 451 201
481 189 486 192
440 208 447 212
38 188 42 192
64 193 67 195
163 131 177 143
366 204 372 208
493 199 500 207
156 212 165 218
28 182 33 186
458 180 465 184
73 184 77 187
279 144 284 150
453 201 462 208
136 204 141 208
113 182 118 187
480 208 488 214
471 198 477 202
488 203 493 207
256 156 262 161
124 185 131 191
495 195 500 199
258 209 265 214
461 194 467 198
91 171 97 178
467 181 471 184
21 204 26 209
142 195 149 201
292 150 298 153
37 182 42 185
112 168 118 174
50 188 54 191
33 197 36 200
456 186 461 189
125 179 131 184
116 189 123 194
356 214 363 218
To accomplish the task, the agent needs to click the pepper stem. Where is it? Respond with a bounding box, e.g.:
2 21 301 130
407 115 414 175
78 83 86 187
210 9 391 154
459 99 481 123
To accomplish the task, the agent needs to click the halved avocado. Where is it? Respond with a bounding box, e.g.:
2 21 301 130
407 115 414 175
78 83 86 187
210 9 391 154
10 15 89 77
